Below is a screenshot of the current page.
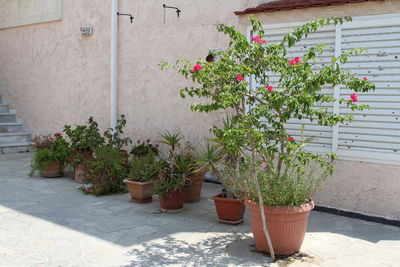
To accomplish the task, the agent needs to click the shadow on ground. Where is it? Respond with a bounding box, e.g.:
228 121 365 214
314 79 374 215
122 233 271 267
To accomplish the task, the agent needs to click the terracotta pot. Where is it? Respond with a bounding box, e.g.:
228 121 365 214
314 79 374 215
211 193 246 224
159 190 184 211
182 170 205 203
41 161 63 178
124 179 154 203
246 200 315 256
74 164 87 183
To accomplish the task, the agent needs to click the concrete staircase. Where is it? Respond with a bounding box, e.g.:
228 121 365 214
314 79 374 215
0 95 32 153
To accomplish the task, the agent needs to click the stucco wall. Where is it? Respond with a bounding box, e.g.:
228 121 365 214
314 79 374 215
0 0 399 219
0 0 62 29
0 0 111 132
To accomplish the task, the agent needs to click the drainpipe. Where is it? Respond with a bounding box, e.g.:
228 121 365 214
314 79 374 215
110 0 118 130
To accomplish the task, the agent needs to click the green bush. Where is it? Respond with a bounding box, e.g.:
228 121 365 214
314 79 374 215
154 132 185 197
84 146 127 196
240 162 327 206
30 133 70 176
103 114 132 149
63 117 105 165
128 152 164 182
130 139 159 157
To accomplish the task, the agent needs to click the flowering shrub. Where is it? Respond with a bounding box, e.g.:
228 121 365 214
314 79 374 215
32 134 55 150
161 16 375 206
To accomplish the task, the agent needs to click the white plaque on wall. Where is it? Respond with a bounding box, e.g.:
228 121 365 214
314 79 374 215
0 0 62 29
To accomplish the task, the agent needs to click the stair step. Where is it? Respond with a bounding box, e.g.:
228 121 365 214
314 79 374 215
0 97 31 153
0 112 17 123
0 132 31 144
0 122 23 133
0 103 9 113
0 142 33 154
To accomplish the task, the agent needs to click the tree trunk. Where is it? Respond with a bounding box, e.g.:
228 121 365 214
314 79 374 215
251 147 275 261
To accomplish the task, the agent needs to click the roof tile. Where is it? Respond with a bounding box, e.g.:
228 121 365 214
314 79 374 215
235 0 381 15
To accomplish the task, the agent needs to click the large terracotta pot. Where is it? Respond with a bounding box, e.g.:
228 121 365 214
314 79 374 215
211 193 246 224
159 190 184 211
74 164 87 183
124 179 154 203
41 161 63 178
182 170 205 203
246 200 315 256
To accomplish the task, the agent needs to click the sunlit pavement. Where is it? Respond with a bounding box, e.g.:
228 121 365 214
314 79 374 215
1 153 399 267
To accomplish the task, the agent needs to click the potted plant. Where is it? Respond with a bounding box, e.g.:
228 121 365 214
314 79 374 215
103 114 132 162
197 140 247 224
124 152 163 203
161 16 375 259
177 143 206 203
64 117 105 183
83 145 127 196
211 170 246 225
30 133 70 178
154 132 186 212
182 169 206 203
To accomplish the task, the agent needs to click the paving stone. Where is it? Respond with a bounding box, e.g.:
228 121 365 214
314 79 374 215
1 153 400 266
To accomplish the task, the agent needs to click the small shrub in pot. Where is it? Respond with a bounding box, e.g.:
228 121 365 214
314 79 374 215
154 132 186 211
63 117 105 183
83 145 127 196
124 152 164 203
176 143 206 203
104 114 132 164
30 133 70 178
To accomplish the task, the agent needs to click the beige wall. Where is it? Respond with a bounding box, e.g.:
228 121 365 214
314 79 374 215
0 0 399 219
315 160 400 220
0 0 62 29
0 0 111 133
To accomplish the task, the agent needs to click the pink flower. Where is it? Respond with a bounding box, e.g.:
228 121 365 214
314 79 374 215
236 75 244 82
54 133 61 137
260 162 267 169
251 36 268 44
363 76 368 81
350 93 358 103
266 85 273 92
287 137 294 141
289 57 301 65
193 64 203 73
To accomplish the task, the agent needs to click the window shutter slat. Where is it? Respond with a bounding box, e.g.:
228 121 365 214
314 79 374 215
337 15 400 164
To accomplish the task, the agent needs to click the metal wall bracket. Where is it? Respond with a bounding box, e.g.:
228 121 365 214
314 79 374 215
163 4 181 24
163 4 181 17
117 12 134 23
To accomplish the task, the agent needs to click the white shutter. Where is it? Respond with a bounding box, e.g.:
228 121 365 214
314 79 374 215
252 24 336 153
252 13 400 165
337 14 400 164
